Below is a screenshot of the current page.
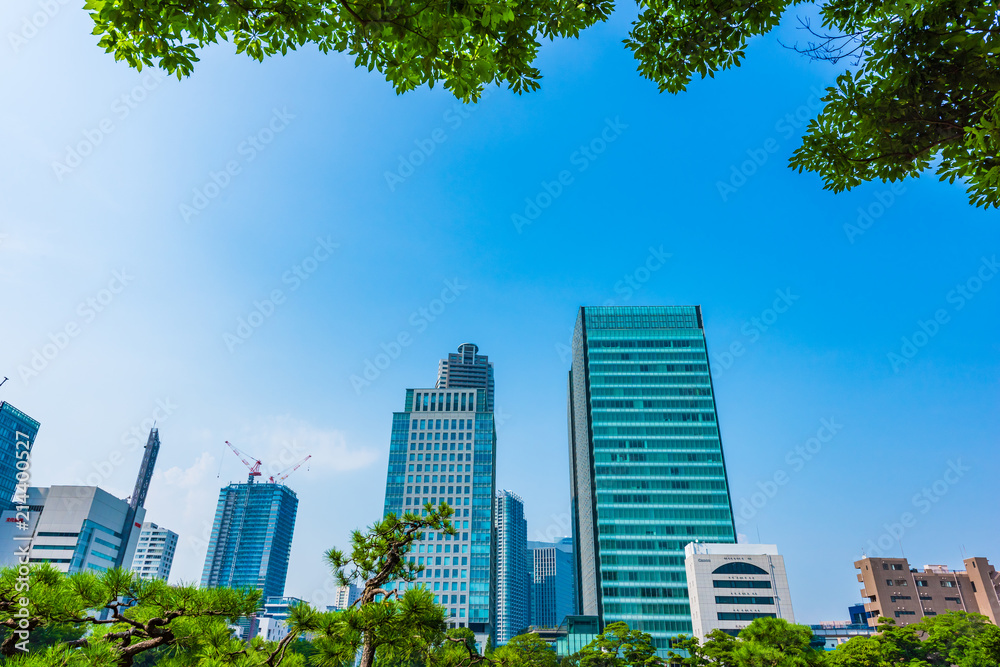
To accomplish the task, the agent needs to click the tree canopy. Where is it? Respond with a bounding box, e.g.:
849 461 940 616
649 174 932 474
84 0 1000 207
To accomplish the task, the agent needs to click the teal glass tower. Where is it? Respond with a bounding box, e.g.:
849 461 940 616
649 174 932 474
568 306 736 652
200 480 298 601
0 402 40 510
383 344 497 647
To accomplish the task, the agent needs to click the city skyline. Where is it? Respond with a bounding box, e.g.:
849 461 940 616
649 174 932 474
1 290 997 624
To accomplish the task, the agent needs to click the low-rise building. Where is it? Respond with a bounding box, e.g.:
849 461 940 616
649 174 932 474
855 556 1000 626
0 486 144 574
809 622 874 650
685 543 795 640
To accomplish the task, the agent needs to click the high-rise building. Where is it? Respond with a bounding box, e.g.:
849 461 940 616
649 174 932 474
0 401 40 510
568 306 737 652
495 490 530 644
383 344 497 646
437 343 495 411
528 538 576 628
855 556 1000 626
116 428 161 568
0 486 145 574
130 521 178 581
327 583 361 611
200 479 298 601
685 543 795 640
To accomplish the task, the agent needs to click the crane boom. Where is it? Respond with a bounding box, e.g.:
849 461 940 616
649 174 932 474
224 441 263 483
269 455 312 483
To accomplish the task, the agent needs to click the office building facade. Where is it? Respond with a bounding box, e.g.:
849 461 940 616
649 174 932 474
0 485 144 574
685 543 795 639
529 538 576 628
328 583 361 611
201 481 298 601
568 306 737 651
855 556 1000 626
437 343 495 411
495 490 530 644
130 521 178 581
383 344 497 645
0 402 39 510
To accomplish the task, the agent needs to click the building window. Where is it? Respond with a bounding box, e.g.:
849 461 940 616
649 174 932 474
712 563 769 576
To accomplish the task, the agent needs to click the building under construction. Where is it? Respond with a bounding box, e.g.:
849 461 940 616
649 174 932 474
200 442 303 600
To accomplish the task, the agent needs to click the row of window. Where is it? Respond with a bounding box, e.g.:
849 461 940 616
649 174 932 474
408 462 472 471
591 374 712 386
714 580 773 589
598 452 724 464
412 433 473 443
715 596 774 605
718 612 776 621
411 419 472 430
413 392 476 412
886 579 957 587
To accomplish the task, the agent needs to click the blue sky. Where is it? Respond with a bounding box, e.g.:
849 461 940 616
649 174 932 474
1 0 998 624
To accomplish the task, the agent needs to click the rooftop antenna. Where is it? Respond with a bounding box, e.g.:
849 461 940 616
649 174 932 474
0 377 8 389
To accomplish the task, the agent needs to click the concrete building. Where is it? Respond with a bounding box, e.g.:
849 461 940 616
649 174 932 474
200 479 298 601
855 556 1000 626
685 543 795 640
383 344 497 646
252 596 306 642
0 401 39 510
437 343 495 411
495 490 530 644
130 521 178 581
327 583 361 611
568 306 737 652
528 538 576 628
808 622 874 650
0 486 144 574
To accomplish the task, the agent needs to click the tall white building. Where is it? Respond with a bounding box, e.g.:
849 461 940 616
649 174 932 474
382 344 498 647
495 490 530 645
130 521 178 581
327 584 361 611
685 543 795 640
0 486 145 574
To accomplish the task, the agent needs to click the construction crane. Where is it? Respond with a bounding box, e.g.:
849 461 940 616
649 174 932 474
269 455 312 484
223 441 263 483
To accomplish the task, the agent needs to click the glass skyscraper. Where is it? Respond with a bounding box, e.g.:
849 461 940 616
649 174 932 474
568 306 736 652
383 344 497 646
0 402 40 510
201 480 298 601
528 538 576 628
494 490 530 644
